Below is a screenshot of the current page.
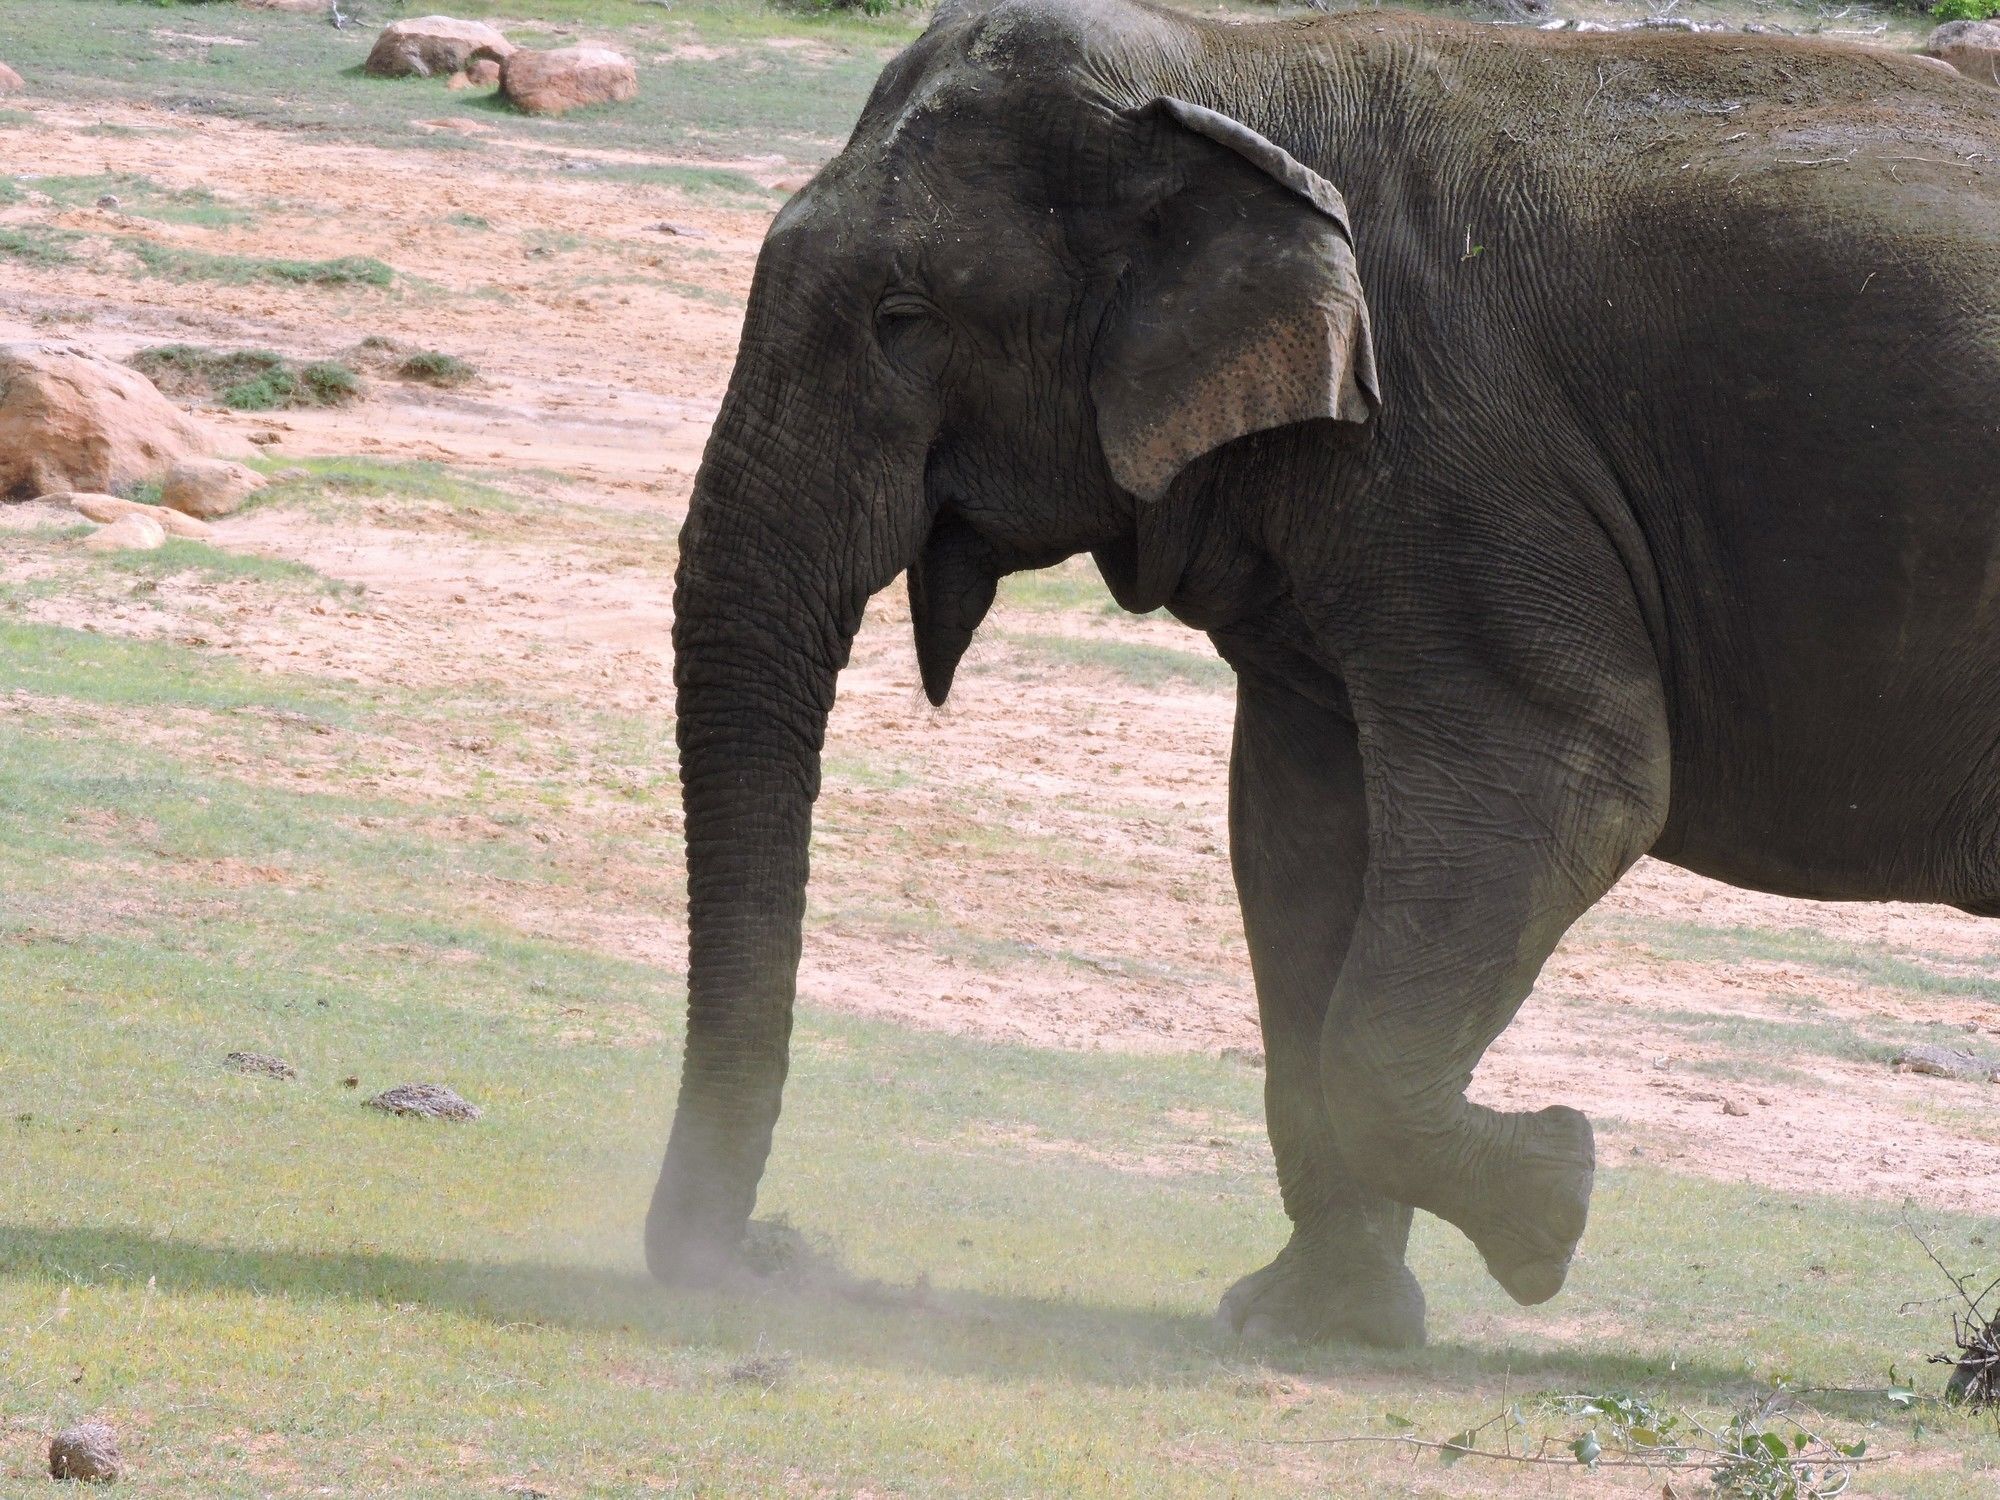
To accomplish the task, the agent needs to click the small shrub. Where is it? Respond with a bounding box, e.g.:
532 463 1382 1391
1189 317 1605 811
1932 0 2000 19
396 351 475 387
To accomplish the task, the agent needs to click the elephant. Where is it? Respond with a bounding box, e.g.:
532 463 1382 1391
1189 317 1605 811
645 0 2000 1349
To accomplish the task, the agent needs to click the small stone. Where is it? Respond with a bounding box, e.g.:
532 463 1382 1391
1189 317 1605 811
83 513 167 553
247 430 283 446
366 1082 481 1120
466 56 502 87
1722 1098 1750 1117
226 1051 298 1080
58 491 211 539
159 457 266 519
48 1420 121 1482
96 194 120 210
272 467 312 482
647 221 708 239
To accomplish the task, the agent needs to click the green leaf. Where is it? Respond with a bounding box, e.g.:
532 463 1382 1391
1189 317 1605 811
1382 1413 1414 1430
1886 1385 1917 1408
1838 1439 1869 1458
1628 1426 1660 1449
1570 1431 1602 1467
1439 1431 1477 1467
1759 1430 1790 1461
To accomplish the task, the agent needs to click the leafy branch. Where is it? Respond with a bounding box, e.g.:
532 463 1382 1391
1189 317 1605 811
1265 1389 1889 1498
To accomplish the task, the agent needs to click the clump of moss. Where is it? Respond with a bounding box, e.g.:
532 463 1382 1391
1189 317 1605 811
131 345 362 411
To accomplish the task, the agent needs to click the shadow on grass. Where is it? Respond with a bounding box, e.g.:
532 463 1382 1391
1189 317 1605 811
0 1222 1760 1398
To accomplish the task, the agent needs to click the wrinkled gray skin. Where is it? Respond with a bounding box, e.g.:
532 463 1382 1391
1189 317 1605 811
651 0 2000 1347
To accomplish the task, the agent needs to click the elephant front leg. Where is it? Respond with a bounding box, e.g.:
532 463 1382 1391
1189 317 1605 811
1215 673 1425 1349
1323 640 1671 1307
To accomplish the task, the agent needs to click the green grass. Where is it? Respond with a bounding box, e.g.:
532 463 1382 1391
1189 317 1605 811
1619 917 2000 1006
125 239 394 288
11 170 249 226
0 613 1996 1494
1001 631 1236 691
131 345 363 410
99 538 360 595
0 0 920 162
0 223 78 265
998 561 1130 615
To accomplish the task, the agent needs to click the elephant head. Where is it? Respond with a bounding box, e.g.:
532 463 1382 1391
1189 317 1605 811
648 0 1379 1281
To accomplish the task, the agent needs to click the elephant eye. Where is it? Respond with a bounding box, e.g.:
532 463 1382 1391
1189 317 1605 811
874 293 952 384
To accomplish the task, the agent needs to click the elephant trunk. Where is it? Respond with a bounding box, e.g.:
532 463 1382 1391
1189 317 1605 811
646 386 884 1281
644 400 848 1280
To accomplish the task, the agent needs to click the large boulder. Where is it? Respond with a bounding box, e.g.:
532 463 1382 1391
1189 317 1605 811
0 342 239 501
501 46 637 117
364 16 513 80
1925 19 2000 87
160 457 266 519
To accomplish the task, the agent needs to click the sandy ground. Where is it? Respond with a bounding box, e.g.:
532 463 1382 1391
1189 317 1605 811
4 93 1998 1226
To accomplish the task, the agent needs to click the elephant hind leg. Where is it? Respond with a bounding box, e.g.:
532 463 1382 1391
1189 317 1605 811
1217 671 1425 1349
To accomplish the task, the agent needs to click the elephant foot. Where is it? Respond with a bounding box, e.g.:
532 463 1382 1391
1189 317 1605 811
1459 1105 1595 1306
1216 1228 1427 1350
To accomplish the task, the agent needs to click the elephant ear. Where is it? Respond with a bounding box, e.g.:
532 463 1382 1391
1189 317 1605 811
906 507 1000 706
1091 98 1380 504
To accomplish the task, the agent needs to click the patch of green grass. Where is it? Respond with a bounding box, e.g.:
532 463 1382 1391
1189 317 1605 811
1621 918 2000 1006
445 211 491 230
1000 632 1235 691
125 239 394 288
997 562 1127 616
0 109 35 127
591 163 779 203
13 170 248 226
100 538 360 595
0 223 78 266
250 455 522 516
131 345 363 410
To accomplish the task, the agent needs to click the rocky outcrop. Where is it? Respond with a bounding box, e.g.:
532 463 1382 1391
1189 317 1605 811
0 63 24 95
0 342 239 501
501 46 637 117
364 16 513 80
1925 20 2000 87
160 457 266 519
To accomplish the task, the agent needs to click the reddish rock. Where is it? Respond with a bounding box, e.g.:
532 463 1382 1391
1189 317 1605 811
0 63 24 95
0 342 241 500
502 46 637 117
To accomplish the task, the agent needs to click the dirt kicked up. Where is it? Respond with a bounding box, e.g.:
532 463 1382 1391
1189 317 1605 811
1 3 1998 1496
